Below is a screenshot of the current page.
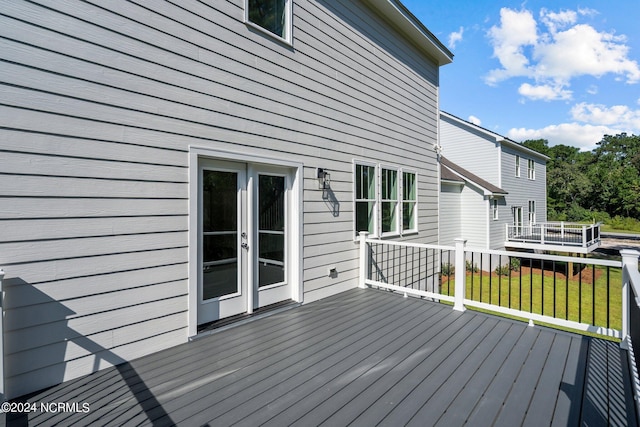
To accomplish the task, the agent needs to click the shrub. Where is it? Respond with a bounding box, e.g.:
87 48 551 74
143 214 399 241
466 261 479 273
441 263 455 276
495 258 520 276
495 265 510 276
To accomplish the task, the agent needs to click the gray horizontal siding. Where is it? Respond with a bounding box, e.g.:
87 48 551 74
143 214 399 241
0 0 441 398
440 116 500 185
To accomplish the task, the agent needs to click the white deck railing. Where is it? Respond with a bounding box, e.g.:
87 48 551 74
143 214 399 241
506 222 601 250
359 233 638 341
622 250 640 422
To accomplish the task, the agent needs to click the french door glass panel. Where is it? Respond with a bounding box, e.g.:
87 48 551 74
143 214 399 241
202 169 240 300
258 174 286 287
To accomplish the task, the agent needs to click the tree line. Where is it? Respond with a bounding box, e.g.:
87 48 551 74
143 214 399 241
522 133 640 231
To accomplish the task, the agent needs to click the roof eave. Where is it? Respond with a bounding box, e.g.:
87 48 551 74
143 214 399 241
364 0 453 66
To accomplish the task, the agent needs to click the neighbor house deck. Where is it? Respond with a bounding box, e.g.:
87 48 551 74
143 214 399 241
3 288 637 426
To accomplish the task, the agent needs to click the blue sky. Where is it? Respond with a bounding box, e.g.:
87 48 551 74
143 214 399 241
402 0 640 151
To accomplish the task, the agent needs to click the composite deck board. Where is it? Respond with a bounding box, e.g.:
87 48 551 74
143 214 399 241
521 333 574 427
2 288 637 427
551 336 590 427
432 321 528 426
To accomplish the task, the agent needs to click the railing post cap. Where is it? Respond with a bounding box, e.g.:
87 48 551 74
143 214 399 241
620 249 640 258
454 238 467 244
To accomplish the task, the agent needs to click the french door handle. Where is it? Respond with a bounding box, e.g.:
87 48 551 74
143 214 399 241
241 242 249 250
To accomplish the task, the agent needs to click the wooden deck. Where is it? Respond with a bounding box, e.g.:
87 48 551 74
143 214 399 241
3 288 637 426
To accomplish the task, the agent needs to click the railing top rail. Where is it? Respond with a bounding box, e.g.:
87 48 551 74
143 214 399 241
628 266 640 299
363 238 455 252
464 245 622 267
363 238 621 267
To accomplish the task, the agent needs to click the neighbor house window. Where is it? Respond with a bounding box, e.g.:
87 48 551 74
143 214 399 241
529 200 536 224
492 199 499 220
527 159 535 180
246 0 292 42
381 167 399 235
355 163 377 236
402 171 417 232
515 155 521 177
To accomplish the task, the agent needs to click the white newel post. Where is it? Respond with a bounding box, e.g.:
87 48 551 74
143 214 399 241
0 268 4 402
454 238 467 312
621 250 640 349
359 232 369 289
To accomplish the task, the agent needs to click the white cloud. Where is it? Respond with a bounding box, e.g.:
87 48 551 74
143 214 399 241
507 102 640 151
571 102 640 129
448 27 464 49
485 7 640 99
540 8 577 33
468 115 482 125
486 9 537 85
518 83 572 101
507 123 619 151
587 85 598 95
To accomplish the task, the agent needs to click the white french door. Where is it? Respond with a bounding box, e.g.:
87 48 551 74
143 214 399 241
197 159 293 325
513 206 523 236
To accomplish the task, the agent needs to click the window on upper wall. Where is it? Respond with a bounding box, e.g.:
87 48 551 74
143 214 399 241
246 0 292 43
354 162 417 238
515 155 521 177
529 200 536 224
492 199 499 220
528 159 535 180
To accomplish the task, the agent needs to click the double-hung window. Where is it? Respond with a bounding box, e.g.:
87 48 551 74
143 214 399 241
402 171 417 232
527 159 535 180
528 200 536 225
492 199 499 220
515 155 521 177
354 162 417 237
246 0 292 43
381 167 399 235
355 163 377 236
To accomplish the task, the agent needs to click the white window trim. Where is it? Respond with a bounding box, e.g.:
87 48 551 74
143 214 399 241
401 168 418 234
354 161 378 238
528 159 536 180
353 160 418 239
492 199 499 221
244 0 293 45
529 200 536 225
515 155 521 178
380 165 400 238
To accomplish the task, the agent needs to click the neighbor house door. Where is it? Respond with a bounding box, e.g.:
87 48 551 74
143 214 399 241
513 206 523 236
197 159 293 325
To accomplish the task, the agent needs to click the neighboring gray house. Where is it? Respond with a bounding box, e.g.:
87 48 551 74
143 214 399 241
0 0 452 398
439 111 549 250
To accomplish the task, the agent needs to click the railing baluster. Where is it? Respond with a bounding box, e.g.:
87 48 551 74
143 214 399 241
541 259 545 316
499 255 502 307
592 264 596 326
579 263 582 323
553 261 557 319
529 258 533 313
507 256 511 309
607 266 610 329
565 265 569 321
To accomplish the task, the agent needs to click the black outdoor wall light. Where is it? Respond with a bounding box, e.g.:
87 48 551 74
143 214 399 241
317 168 331 190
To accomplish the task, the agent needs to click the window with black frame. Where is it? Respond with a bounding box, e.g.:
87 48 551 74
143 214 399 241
247 0 290 41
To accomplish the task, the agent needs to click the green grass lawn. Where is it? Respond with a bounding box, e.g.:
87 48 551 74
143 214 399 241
440 264 622 333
